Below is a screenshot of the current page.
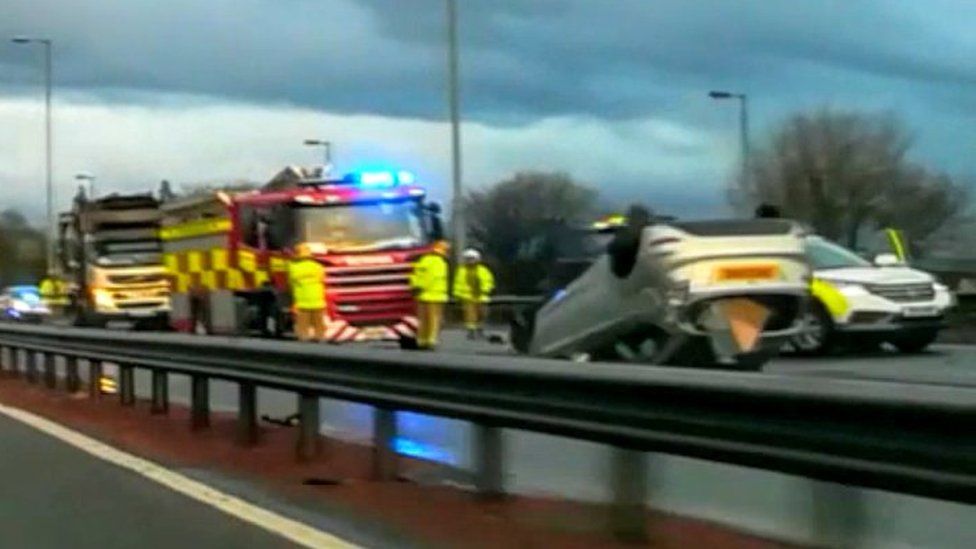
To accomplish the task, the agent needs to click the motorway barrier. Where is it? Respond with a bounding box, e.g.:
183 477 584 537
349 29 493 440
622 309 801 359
0 323 973 542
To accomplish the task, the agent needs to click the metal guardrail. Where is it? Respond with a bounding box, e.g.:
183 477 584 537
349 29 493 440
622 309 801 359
0 323 973 541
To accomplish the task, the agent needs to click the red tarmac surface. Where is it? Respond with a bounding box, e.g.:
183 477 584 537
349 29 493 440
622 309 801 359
0 374 791 548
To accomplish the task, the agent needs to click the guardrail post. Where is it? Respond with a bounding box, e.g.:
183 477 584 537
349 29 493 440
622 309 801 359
608 447 648 543
27 350 40 384
372 407 398 481
190 375 210 430
296 393 321 461
65 356 80 393
473 424 505 499
237 382 258 446
119 365 135 406
150 370 168 414
88 360 103 400
0 345 7 374
12 347 22 377
810 481 866 548
43 353 57 389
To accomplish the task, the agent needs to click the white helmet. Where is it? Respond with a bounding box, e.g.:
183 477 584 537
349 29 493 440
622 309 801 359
462 248 482 262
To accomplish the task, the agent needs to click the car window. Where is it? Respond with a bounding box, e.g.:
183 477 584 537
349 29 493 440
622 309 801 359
806 237 871 270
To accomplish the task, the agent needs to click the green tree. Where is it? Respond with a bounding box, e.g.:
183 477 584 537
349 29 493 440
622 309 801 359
462 171 597 293
738 109 969 251
0 209 47 286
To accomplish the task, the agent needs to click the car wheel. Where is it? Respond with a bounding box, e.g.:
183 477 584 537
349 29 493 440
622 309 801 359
791 301 834 356
891 328 939 354
510 307 537 355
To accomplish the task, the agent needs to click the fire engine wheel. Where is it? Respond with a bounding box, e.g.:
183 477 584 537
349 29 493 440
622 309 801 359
398 336 419 350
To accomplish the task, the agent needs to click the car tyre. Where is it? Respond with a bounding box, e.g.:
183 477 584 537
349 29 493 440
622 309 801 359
791 301 834 356
891 328 939 354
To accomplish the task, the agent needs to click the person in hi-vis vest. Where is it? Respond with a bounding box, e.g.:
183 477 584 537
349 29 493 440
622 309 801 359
288 243 327 342
453 248 495 339
409 240 451 350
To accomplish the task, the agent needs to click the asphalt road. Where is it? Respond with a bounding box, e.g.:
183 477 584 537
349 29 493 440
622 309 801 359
0 413 298 549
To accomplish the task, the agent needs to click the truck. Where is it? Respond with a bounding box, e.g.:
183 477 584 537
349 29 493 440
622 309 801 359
160 166 442 344
55 188 170 328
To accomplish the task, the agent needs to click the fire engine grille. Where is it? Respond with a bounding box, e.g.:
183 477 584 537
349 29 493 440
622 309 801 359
326 264 414 325
108 273 167 286
866 283 935 303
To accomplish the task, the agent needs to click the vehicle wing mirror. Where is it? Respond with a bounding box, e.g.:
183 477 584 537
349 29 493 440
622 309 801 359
873 253 902 267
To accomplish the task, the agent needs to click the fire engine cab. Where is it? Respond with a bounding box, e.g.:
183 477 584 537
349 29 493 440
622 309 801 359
160 166 443 343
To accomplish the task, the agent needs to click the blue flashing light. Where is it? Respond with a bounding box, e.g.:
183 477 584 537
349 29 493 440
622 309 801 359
347 170 418 188
393 437 457 465
358 171 396 187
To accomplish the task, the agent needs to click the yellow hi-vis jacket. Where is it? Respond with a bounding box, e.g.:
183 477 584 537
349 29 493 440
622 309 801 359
452 264 495 303
410 252 450 303
288 258 326 310
39 278 69 306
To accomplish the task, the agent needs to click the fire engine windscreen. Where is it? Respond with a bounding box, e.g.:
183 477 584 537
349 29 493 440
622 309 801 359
296 200 426 252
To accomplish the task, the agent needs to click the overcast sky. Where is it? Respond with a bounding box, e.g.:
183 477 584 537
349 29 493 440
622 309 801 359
2 0 976 221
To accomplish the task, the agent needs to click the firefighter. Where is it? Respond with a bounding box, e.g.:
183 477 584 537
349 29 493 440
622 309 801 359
410 240 451 350
288 243 327 342
39 272 69 317
453 248 495 340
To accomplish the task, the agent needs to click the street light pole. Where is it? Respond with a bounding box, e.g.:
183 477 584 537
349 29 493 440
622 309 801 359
75 173 95 199
13 37 54 272
446 0 465 259
709 91 750 189
303 139 333 173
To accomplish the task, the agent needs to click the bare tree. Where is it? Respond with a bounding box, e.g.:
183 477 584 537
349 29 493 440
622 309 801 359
463 171 597 292
737 109 968 251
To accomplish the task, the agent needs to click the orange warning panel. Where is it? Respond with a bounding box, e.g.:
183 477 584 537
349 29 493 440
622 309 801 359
718 298 770 353
715 264 779 282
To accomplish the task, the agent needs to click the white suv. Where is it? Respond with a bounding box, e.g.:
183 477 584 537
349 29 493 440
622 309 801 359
792 236 954 354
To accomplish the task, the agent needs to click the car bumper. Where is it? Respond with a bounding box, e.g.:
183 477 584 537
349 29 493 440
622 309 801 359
834 315 946 335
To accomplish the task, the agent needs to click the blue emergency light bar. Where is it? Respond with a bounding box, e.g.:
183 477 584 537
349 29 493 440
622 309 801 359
343 170 416 187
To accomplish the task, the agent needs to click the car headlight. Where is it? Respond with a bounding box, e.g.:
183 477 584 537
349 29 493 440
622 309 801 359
92 289 115 308
934 283 949 292
820 279 864 291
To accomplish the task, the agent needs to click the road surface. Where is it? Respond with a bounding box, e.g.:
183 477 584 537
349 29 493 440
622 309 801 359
0 412 304 548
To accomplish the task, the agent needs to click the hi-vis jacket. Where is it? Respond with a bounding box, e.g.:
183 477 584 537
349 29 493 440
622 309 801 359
288 259 326 310
452 264 495 303
410 253 450 303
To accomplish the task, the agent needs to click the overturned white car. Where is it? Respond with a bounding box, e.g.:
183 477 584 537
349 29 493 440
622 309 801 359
511 217 811 370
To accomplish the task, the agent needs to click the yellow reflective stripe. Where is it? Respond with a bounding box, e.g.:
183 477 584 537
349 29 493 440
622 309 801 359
270 257 287 273
254 271 270 287
811 278 849 319
227 270 245 291
886 228 907 261
160 218 231 241
211 249 229 271
163 253 179 273
187 251 203 273
238 250 257 272
201 271 218 290
174 274 190 293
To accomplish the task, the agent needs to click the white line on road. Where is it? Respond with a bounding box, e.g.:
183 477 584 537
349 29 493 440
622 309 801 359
0 402 359 549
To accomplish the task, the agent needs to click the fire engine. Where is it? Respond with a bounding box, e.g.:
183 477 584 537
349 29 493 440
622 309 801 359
160 166 443 344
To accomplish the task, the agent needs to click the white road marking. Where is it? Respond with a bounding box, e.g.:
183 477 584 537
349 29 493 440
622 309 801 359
0 402 359 549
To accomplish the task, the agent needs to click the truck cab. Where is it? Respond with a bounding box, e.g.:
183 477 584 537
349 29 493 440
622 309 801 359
57 190 170 328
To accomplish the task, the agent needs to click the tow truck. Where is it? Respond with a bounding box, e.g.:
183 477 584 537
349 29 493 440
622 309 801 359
511 214 810 370
161 166 442 343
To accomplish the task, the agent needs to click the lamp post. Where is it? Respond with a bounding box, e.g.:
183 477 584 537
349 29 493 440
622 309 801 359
303 139 333 175
446 0 465 259
12 36 54 271
75 173 96 199
709 90 750 188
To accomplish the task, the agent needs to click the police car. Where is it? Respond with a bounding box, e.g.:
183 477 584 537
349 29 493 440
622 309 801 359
0 285 50 322
792 236 954 354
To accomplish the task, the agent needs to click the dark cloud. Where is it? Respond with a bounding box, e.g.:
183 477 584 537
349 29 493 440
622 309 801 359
3 0 976 125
